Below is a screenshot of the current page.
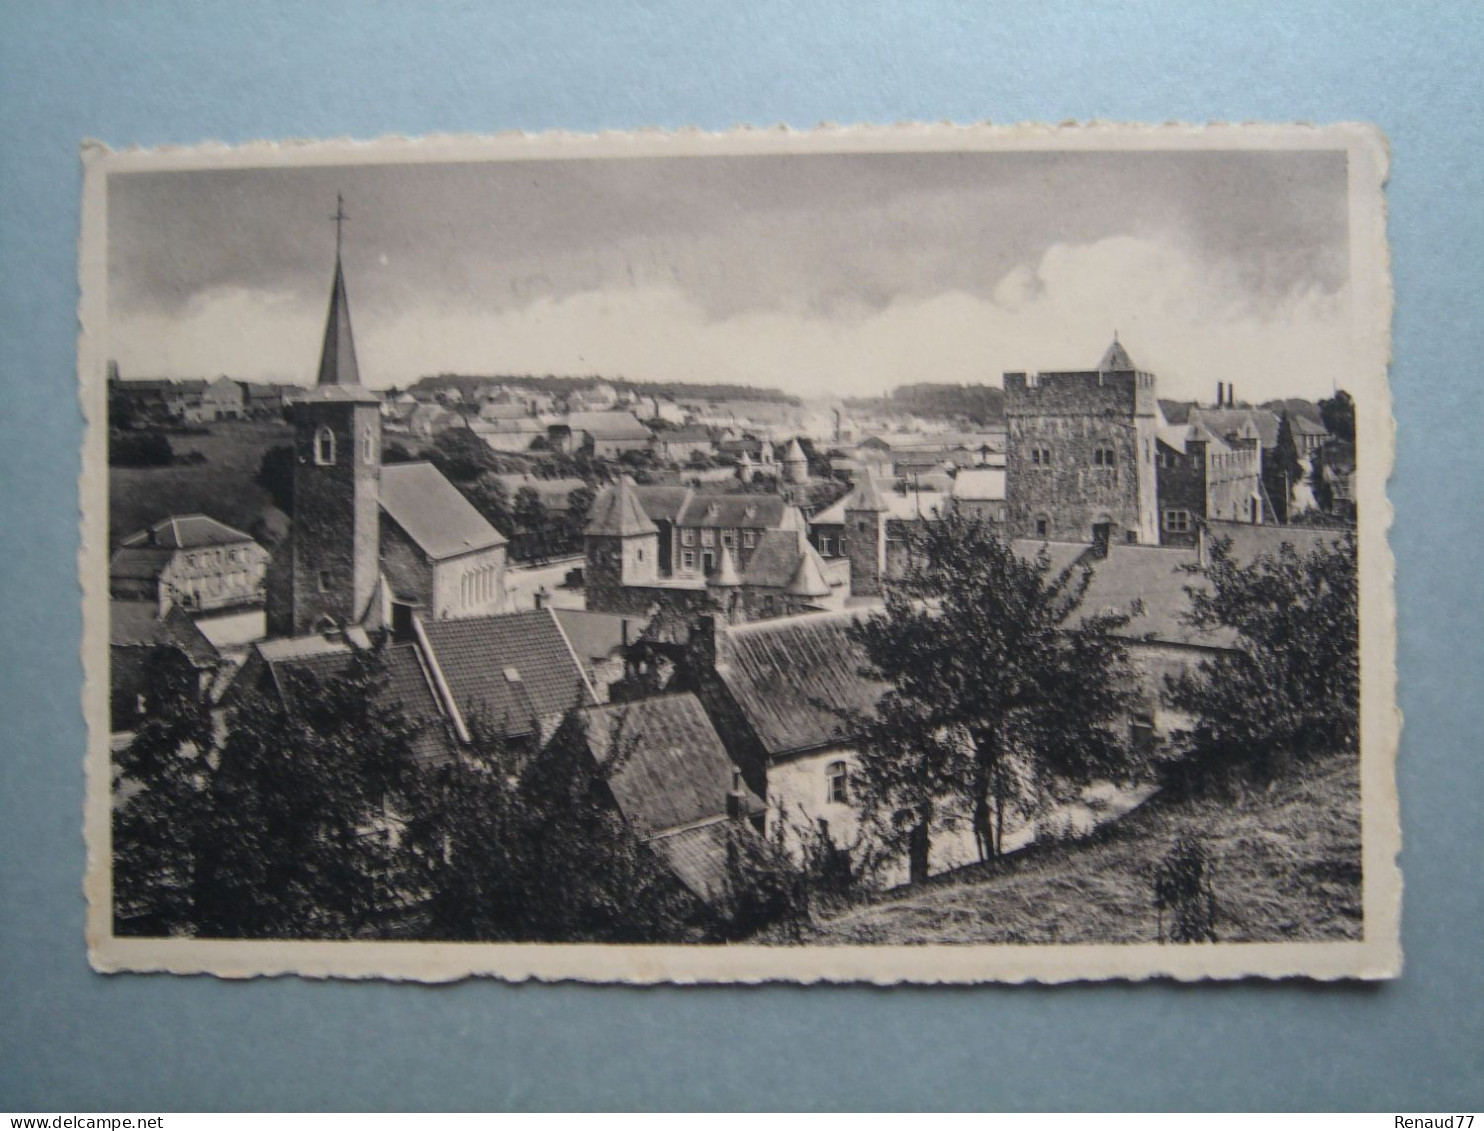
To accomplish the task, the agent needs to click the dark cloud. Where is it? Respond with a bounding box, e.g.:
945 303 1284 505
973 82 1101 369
108 148 1348 323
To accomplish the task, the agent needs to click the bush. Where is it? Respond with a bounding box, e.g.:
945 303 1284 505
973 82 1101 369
109 432 176 467
1152 835 1218 943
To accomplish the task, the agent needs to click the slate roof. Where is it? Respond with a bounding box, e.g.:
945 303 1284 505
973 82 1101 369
1288 413 1331 437
1203 520 1348 566
713 610 885 758
1188 407 1281 449
317 253 361 388
810 484 945 525
379 461 507 560
647 820 743 906
656 426 713 443
951 468 1006 501
110 601 219 667
551 608 647 663
563 411 652 441
119 514 258 550
676 493 790 530
108 546 175 586
739 529 818 590
1098 336 1136 372
265 643 456 766
1007 538 1095 578
631 484 693 523
1073 545 1232 649
578 692 764 834
586 479 659 537
782 437 808 463
785 547 832 598
708 544 742 588
417 608 594 737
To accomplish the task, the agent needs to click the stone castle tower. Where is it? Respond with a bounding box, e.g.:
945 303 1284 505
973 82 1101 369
583 478 659 613
841 475 888 598
289 198 383 634
781 437 809 486
1003 336 1160 546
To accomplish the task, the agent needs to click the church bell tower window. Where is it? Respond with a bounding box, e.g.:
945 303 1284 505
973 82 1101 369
361 424 374 464
315 426 336 466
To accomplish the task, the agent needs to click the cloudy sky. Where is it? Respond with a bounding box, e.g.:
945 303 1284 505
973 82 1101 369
107 147 1352 402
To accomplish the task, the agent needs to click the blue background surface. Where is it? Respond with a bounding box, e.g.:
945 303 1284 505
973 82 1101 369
2 1 1480 1112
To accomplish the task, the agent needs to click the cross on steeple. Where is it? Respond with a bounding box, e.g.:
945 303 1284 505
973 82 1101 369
331 193 349 258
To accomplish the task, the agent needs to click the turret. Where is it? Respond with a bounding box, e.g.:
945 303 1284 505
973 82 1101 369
842 475 889 598
782 437 809 485
583 477 658 612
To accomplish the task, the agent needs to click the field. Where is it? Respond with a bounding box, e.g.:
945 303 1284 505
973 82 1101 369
109 420 293 547
799 748 1362 946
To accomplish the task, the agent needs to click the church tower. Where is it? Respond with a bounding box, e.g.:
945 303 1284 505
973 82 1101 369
289 195 383 634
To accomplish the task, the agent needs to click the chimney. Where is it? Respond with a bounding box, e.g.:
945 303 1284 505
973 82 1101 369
1216 381 1223 407
726 765 748 821
1091 521 1113 560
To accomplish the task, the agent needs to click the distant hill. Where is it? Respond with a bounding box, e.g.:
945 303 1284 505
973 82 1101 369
845 383 1005 426
409 373 800 406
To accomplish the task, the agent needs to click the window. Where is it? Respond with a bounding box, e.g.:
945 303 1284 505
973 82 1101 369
1035 516 1049 537
636 547 644 562
722 531 736 548
318 569 333 592
700 529 715 547
1030 446 1051 467
681 528 695 547
681 549 695 570
315 426 336 465
819 535 833 556
1164 509 1191 534
1093 445 1116 467
827 761 850 805
361 425 375 463
743 530 756 549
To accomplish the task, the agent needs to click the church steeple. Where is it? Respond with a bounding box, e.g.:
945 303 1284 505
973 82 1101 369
316 194 362 387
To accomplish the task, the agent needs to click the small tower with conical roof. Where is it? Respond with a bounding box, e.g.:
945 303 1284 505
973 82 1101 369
706 543 742 623
289 194 384 634
843 475 889 597
784 542 832 613
583 477 659 613
782 437 809 485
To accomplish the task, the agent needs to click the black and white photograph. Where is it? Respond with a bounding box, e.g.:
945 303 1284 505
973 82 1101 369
82 124 1398 982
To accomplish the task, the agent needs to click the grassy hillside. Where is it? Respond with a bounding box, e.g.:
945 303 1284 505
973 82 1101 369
109 420 293 547
799 749 1361 946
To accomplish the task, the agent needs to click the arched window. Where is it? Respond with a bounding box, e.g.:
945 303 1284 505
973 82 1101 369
315 426 336 466
827 760 850 805
361 425 374 464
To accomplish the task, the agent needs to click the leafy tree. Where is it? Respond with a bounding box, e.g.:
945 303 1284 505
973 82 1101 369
382 440 416 464
428 428 495 483
566 485 596 532
112 650 214 936
513 486 546 533
1152 835 1218 943
465 472 513 535
194 648 429 939
254 444 295 514
1166 532 1359 785
1269 413 1305 522
842 513 1140 882
1318 388 1356 443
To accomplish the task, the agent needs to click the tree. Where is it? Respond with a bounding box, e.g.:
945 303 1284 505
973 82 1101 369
108 389 137 431
1269 413 1305 522
382 440 416 464
465 472 512 535
1152 835 1218 943
428 428 495 483
112 649 214 936
193 648 429 939
513 485 546 533
254 444 295 513
1166 532 1359 785
1318 388 1356 443
842 512 1141 882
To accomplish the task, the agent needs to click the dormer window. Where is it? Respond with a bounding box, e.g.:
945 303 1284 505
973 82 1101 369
315 426 336 466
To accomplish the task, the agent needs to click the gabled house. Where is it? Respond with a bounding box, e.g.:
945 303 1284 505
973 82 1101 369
110 514 271 648
556 692 766 910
